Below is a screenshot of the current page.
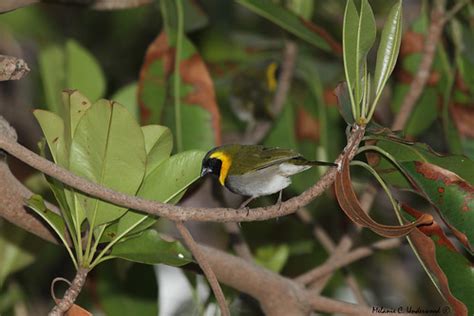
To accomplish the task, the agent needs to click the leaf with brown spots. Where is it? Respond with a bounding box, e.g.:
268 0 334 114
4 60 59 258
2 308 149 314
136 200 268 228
334 155 433 238
400 161 474 253
402 204 473 316
138 32 175 124
138 31 221 150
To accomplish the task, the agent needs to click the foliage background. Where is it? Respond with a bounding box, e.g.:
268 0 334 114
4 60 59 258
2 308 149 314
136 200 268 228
0 0 473 315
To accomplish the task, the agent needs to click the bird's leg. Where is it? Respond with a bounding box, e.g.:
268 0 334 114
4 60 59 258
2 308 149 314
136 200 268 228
239 196 255 216
276 190 283 210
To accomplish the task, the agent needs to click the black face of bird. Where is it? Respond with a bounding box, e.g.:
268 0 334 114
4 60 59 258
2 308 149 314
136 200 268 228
201 157 222 177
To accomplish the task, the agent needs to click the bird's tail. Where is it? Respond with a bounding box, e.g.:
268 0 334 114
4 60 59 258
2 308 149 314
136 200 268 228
290 157 337 167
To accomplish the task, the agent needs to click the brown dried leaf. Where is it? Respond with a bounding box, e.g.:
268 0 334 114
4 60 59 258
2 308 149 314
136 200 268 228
335 155 433 238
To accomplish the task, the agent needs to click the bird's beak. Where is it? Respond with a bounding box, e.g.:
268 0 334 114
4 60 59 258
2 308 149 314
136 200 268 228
201 167 211 177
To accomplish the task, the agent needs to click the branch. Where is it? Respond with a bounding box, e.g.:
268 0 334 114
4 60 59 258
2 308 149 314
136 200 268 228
0 149 397 316
49 267 89 316
391 0 447 131
175 222 230 316
295 238 401 284
0 55 30 81
0 117 365 223
296 208 367 304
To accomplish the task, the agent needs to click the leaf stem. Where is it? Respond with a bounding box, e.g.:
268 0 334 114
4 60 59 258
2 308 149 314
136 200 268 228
174 0 184 152
89 216 148 269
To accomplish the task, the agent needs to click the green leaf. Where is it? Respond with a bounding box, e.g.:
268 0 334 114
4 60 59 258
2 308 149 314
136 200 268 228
255 244 289 273
160 0 209 32
114 150 203 238
371 138 474 187
110 229 192 266
235 0 331 51
62 90 92 144
38 45 65 114
70 100 146 227
0 222 36 287
137 150 205 205
33 110 67 166
39 42 105 114
373 0 403 98
96 262 158 316
400 161 474 253
65 40 106 102
25 195 68 244
142 125 173 176
111 82 139 120
343 0 376 118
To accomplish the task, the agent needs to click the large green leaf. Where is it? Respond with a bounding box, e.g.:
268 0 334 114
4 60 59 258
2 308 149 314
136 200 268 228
114 150 204 238
69 100 147 227
400 161 474 253
111 82 139 120
137 150 204 204
110 229 192 266
33 110 67 166
38 45 65 114
403 206 473 315
235 0 330 51
39 41 105 114
142 125 173 176
65 40 106 103
373 0 402 97
96 262 158 316
62 90 92 145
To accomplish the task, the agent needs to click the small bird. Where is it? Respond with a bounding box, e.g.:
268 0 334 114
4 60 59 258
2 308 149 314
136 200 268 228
229 61 280 132
201 144 337 208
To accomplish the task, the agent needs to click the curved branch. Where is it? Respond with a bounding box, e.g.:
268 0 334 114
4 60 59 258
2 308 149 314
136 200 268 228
0 118 365 223
175 222 230 316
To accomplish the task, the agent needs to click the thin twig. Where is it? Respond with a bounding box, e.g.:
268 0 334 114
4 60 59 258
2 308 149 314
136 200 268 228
295 238 401 284
296 209 368 305
175 222 230 316
0 117 365 223
48 267 89 316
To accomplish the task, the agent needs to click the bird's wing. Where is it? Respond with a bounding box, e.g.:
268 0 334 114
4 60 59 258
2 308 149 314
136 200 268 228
231 146 301 175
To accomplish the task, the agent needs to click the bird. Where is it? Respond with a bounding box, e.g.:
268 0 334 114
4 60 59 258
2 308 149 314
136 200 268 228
229 61 280 132
201 144 337 208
